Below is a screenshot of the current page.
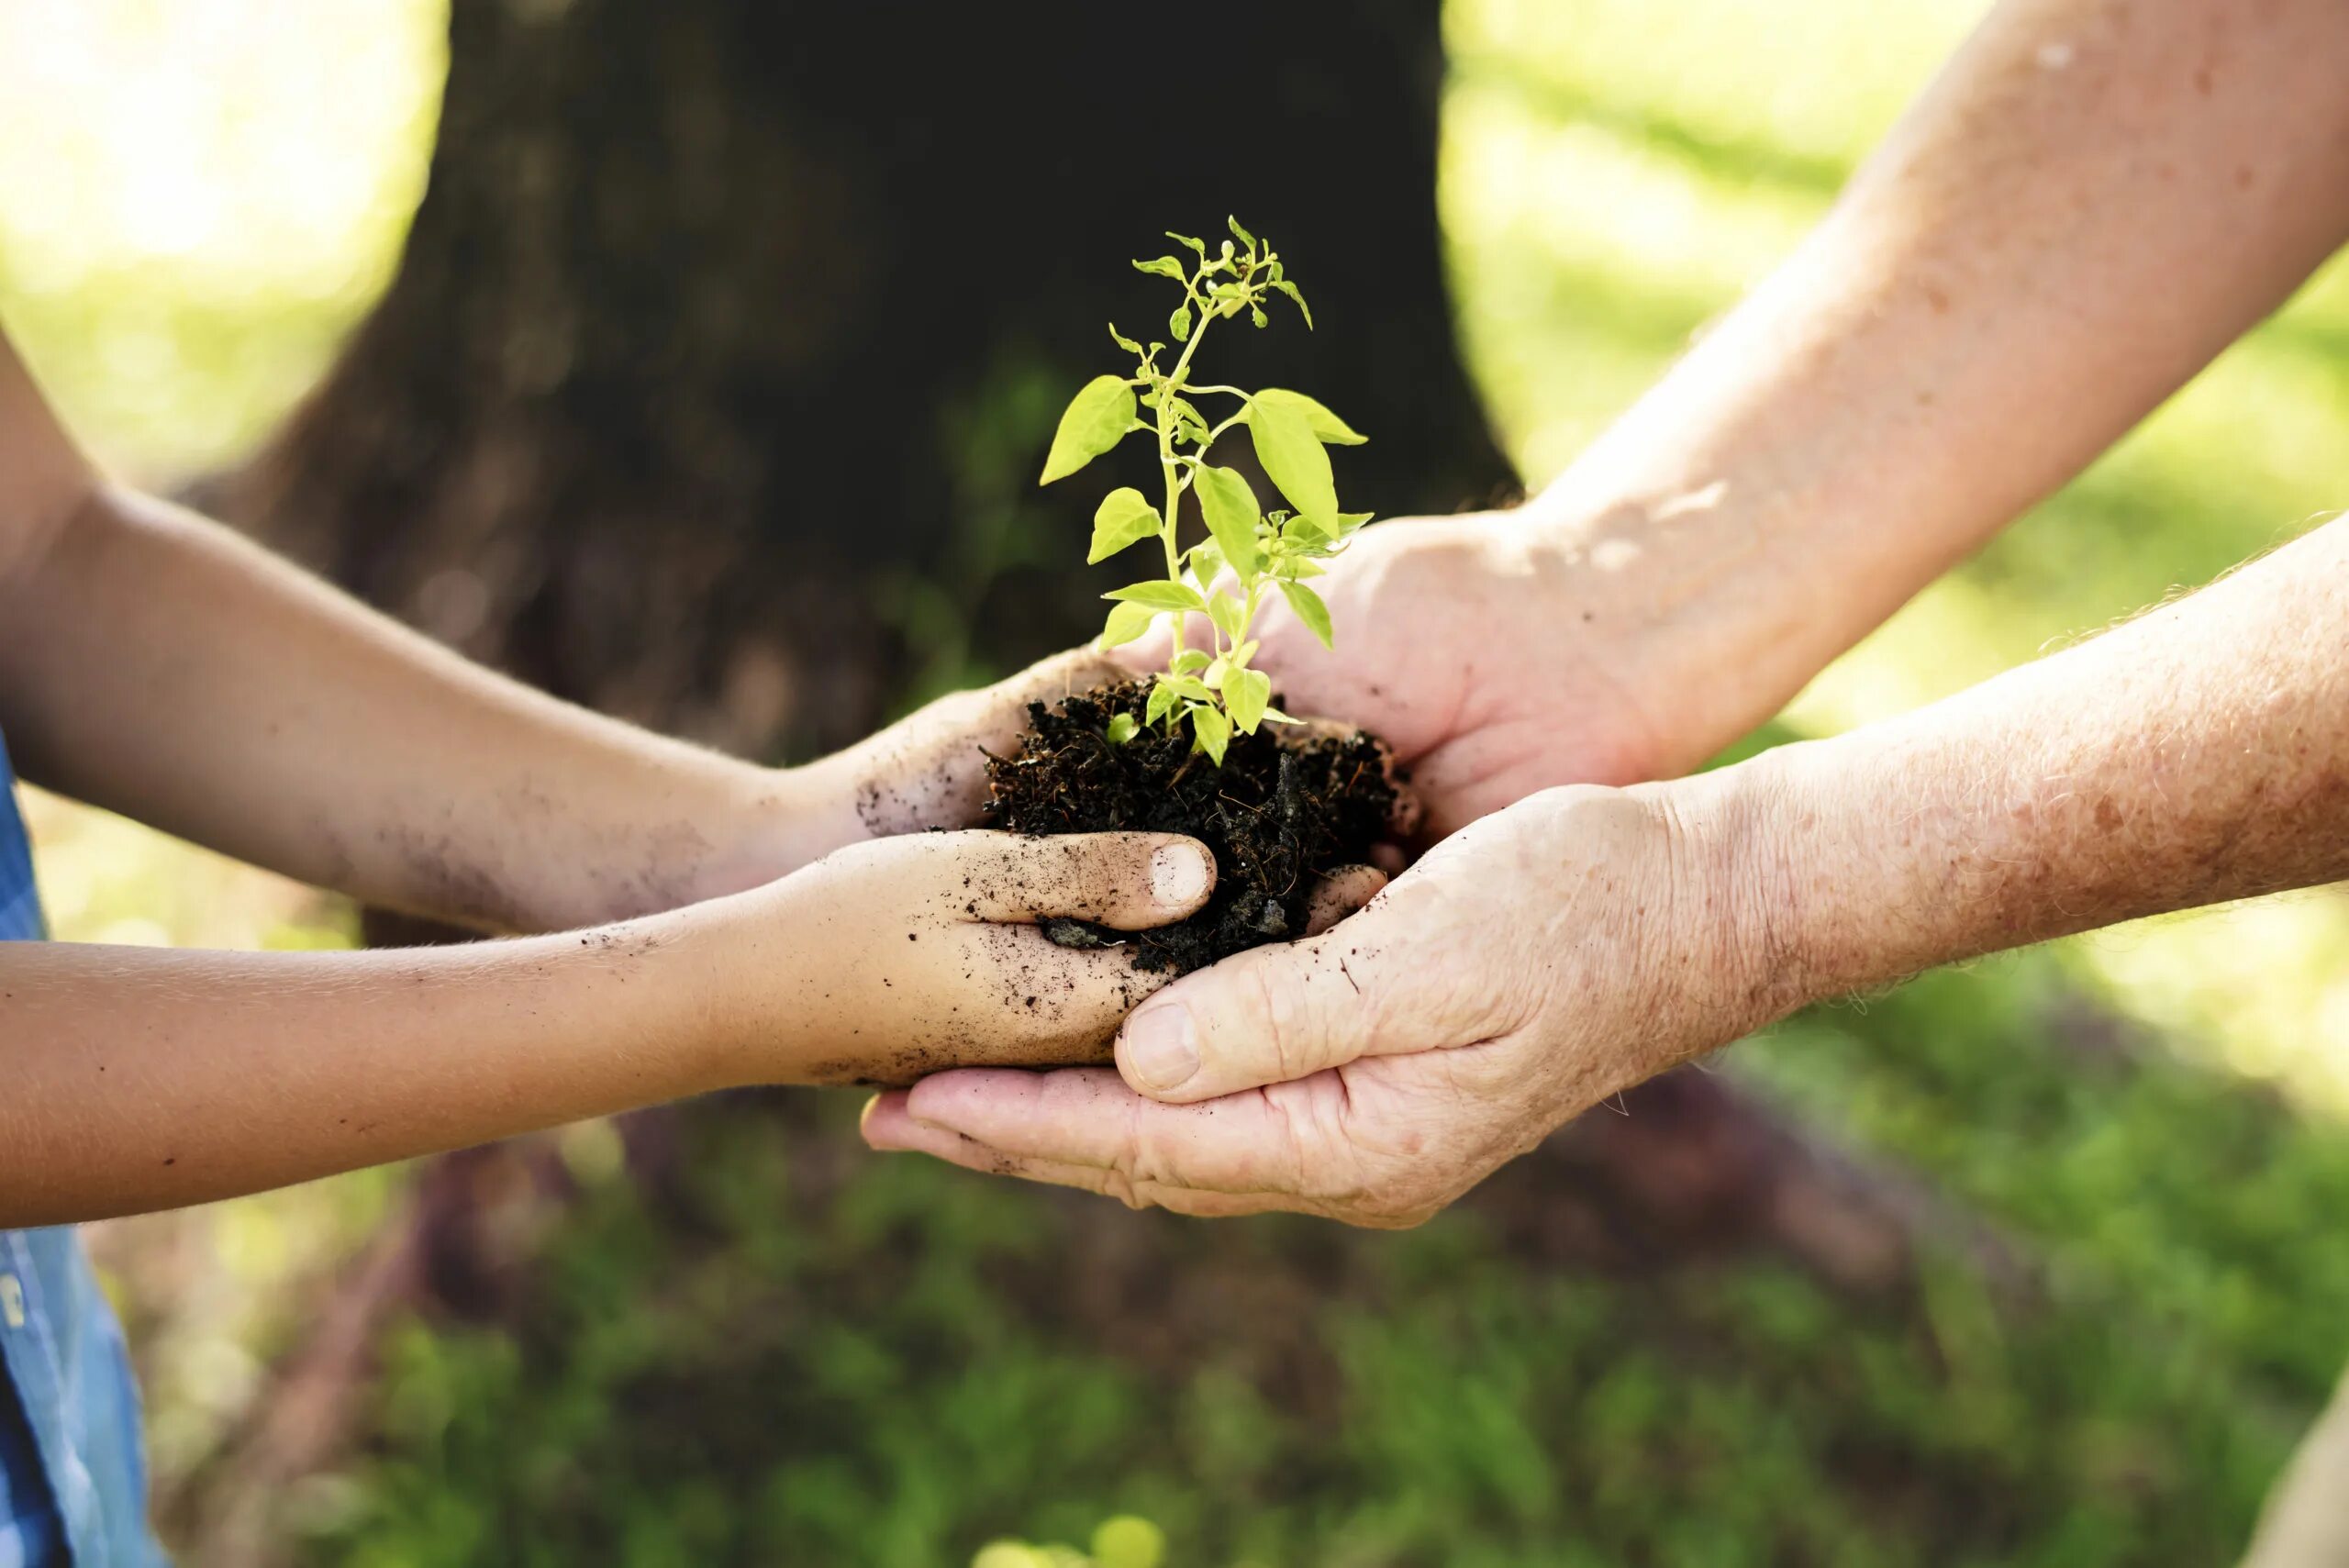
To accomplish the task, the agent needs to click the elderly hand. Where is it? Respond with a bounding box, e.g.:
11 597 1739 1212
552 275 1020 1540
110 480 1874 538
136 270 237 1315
862 773 1792 1226
1118 506 1687 842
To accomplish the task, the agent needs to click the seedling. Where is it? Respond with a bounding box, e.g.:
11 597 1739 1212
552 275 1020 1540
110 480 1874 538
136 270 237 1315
1036 217 1370 764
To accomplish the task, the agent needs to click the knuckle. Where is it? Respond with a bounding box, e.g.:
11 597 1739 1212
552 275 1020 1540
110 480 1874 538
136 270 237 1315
1095 1167 1152 1211
1238 954 1329 1084
1246 961 1302 1081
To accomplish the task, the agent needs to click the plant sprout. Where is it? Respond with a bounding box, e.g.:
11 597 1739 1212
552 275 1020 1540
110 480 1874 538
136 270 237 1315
1036 217 1370 765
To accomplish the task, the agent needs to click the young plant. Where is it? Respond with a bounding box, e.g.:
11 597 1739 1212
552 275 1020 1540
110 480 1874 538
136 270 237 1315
1036 217 1370 765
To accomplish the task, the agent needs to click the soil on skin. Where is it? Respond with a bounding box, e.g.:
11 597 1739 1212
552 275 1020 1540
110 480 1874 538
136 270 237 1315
983 679 1397 973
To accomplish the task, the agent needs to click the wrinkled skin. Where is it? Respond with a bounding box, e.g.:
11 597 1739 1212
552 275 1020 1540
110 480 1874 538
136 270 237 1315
1127 509 1675 840
863 782 1778 1226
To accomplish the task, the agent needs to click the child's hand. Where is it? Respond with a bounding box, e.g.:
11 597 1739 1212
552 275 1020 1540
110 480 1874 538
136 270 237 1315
803 650 1135 840
695 828 1222 1086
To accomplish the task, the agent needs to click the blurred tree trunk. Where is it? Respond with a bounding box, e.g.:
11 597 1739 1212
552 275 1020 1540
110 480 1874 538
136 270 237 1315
212 0 1513 757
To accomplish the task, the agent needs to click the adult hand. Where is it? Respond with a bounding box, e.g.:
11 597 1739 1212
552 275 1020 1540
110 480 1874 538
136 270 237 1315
863 774 1789 1225
1121 508 1674 841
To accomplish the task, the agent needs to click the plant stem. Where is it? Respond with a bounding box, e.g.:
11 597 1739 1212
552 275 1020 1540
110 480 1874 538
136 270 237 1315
1152 265 1221 668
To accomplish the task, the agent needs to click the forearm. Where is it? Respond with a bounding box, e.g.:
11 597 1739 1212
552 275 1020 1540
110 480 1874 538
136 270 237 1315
0 907 739 1226
1725 516 2349 1006
1526 0 2349 771
0 485 845 930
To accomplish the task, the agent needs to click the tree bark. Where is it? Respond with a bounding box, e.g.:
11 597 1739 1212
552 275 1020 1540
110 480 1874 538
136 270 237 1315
210 0 1513 759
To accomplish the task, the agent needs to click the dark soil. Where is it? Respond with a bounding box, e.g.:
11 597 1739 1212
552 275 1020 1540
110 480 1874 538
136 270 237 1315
983 680 1397 973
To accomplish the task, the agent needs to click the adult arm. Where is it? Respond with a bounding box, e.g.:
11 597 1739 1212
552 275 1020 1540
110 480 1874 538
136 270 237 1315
1210 0 2349 834
0 328 1120 933
867 516 2349 1223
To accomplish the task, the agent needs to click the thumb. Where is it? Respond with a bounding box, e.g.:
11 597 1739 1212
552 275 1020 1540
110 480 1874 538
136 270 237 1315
1115 906 1405 1103
945 830 1217 930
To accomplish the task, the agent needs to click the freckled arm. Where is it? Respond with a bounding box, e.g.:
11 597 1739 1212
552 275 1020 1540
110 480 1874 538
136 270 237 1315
1525 0 2349 774
1727 516 2349 1002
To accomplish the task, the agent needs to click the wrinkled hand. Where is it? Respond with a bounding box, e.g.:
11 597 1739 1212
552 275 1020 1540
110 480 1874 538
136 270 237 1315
1128 507 1681 840
863 778 1790 1226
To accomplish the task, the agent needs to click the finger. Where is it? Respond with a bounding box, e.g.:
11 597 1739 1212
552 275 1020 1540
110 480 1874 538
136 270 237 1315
1369 841 1407 876
873 1067 1334 1203
845 649 1130 834
924 830 1214 929
1305 865 1386 936
861 1089 1287 1218
856 926 1185 1080
1112 896 1468 1103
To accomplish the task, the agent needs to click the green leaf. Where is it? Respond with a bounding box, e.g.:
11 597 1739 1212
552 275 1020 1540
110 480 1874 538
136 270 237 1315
1169 304 1192 343
1105 712 1139 745
1269 278 1314 330
1250 306 1268 328
1170 648 1212 675
1252 385 1364 447
1190 703 1231 765
1246 391 1338 528
1108 322 1143 355
1165 231 1207 258
1227 215 1256 250
1226 667 1271 734
1282 514 1334 548
1041 375 1137 484
1202 655 1230 690
1229 638 1259 666
1301 390 1365 445
1279 580 1335 649
1132 256 1186 281
1186 540 1225 590
1334 510 1375 534
1206 591 1246 643
1192 463 1263 578
1261 705 1303 726
1104 580 1206 614
1097 600 1155 651
1087 487 1162 563
1145 678 1179 726
1165 674 1217 704
1283 556 1327 578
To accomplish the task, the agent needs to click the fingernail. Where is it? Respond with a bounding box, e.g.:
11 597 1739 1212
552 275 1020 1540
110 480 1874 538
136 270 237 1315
1150 842 1213 908
1123 1005 1199 1093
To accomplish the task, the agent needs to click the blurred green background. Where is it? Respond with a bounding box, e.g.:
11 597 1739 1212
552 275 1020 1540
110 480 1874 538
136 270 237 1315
2 0 2346 1563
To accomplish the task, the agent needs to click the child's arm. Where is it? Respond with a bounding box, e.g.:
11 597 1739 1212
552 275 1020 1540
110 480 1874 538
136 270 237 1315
0 325 1111 932
0 829 1216 1228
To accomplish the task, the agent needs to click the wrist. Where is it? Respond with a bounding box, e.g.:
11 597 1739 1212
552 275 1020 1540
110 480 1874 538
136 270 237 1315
649 885 811 1091
1697 728 1972 1016
1513 481 1834 779
675 760 856 906
1631 761 1819 1038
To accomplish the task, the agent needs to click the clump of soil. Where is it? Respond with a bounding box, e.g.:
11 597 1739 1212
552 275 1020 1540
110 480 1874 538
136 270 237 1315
983 679 1397 973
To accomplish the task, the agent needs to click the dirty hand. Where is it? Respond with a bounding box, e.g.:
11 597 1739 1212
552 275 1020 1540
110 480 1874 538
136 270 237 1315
862 776 1786 1224
693 828 1232 1086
